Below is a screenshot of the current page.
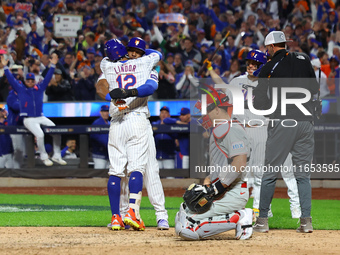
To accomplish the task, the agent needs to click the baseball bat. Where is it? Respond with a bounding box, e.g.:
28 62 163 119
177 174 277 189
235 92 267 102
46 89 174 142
197 31 230 77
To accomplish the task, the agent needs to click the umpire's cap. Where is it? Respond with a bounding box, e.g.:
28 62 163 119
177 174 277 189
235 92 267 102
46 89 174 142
264 31 292 46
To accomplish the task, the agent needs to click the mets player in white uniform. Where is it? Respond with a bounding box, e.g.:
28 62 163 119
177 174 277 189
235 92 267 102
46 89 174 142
204 50 301 219
99 38 168 231
175 93 253 240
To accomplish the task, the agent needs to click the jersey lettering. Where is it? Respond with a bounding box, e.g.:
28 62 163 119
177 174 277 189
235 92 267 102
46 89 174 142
116 74 137 89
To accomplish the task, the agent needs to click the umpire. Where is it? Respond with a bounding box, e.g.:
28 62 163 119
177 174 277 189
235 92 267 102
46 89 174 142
252 31 319 233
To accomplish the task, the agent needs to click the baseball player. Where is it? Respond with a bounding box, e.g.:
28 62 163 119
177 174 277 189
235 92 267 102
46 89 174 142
99 38 168 231
6 89 25 168
90 105 110 169
175 93 253 240
0 108 13 168
204 50 301 219
2 54 66 167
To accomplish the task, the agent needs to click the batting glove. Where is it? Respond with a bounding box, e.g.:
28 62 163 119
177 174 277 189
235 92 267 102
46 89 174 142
203 59 213 71
109 88 138 99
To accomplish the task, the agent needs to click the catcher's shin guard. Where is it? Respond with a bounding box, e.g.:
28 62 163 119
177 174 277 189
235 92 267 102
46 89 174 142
175 203 189 236
235 208 253 240
177 213 239 241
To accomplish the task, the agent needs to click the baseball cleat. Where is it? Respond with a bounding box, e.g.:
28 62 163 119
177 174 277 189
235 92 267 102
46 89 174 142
51 157 67 165
253 217 269 233
157 219 169 230
235 209 253 240
42 158 53 166
253 208 273 222
110 214 125 230
296 217 313 233
252 208 259 223
107 223 131 230
124 208 145 231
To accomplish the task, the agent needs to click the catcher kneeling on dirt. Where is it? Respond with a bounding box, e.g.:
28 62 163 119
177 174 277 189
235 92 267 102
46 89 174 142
175 92 253 241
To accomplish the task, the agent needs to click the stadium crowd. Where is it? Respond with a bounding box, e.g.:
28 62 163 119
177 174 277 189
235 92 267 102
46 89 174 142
0 0 339 102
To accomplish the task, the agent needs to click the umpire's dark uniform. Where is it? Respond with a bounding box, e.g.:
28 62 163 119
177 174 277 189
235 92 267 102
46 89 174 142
253 42 319 230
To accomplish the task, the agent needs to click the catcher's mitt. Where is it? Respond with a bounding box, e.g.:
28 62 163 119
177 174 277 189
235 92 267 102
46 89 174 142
183 183 214 214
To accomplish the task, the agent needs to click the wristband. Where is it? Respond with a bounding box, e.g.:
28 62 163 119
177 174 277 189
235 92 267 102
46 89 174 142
212 180 226 195
105 93 111 101
127 88 138 97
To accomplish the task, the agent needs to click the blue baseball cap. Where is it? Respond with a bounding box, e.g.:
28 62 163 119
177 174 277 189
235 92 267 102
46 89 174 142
242 32 253 40
87 47 96 54
100 105 109 111
329 55 340 64
26 73 35 80
84 16 92 22
180 107 190 115
95 51 103 57
160 106 170 112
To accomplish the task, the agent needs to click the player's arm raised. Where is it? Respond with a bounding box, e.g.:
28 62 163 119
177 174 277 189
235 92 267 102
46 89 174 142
204 59 225 85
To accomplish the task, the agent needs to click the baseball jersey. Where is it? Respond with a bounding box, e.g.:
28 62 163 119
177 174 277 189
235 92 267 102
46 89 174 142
209 121 250 184
224 74 267 125
100 53 160 118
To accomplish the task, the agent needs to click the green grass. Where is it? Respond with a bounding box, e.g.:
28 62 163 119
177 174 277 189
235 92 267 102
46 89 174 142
0 194 339 230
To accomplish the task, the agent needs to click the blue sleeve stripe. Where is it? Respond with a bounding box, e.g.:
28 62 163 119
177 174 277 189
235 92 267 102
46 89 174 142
136 79 158 97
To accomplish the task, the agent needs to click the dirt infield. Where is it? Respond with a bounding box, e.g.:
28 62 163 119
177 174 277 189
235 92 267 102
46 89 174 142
1 227 339 255
1 187 339 254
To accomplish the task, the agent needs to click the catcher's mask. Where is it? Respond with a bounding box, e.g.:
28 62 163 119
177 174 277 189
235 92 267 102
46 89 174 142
194 93 233 130
183 183 213 214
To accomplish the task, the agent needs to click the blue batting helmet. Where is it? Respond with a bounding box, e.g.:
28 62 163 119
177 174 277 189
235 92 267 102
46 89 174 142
246 50 267 64
127 37 146 54
104 39 127 61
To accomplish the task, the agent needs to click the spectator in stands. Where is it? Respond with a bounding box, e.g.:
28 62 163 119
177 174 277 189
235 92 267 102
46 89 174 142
73 65 96 100
61 138 78 159
46 68 74 101
163 107 191 169
327 55 339 95
0 108 13 168
311 58 329 98
2 53 66 167
90 105 110 169
62 52 75 75
176 62 199 99
173 53 184 74
155 60 176 99
180 37 202 71
222 58 241 83
6 89 25 169
152 106 177 169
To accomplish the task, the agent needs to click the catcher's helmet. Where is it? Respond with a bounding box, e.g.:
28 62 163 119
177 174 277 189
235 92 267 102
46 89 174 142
104 39 127 61
246 49 267 64
194 92 232 130
183 183 213 214
127 37 146 54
